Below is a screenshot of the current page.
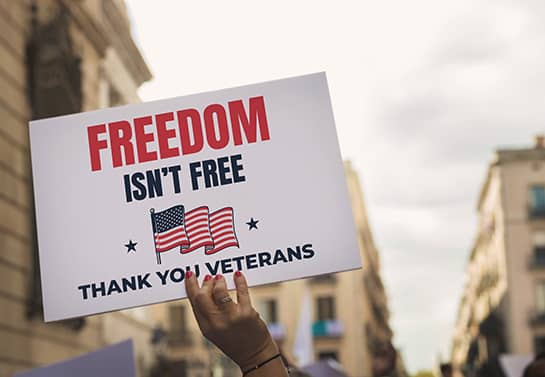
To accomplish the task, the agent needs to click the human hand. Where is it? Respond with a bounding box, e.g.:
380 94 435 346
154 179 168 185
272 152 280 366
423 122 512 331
184 271 281 373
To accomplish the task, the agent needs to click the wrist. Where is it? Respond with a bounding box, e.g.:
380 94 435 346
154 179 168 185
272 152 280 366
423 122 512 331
236 336 279 372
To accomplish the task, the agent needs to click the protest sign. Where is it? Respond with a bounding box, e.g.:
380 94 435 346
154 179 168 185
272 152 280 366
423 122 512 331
14 340 135 377
30 72 361 321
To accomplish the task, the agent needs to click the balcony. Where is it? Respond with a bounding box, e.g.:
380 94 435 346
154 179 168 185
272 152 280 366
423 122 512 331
364 271 387 312
475 271 499 296
365 323 390 353
529 311 545 326
267 322 286 341
370 293 390 327
529 248 545 269
529 206 545 220
312 320 343 338
310 273 337 284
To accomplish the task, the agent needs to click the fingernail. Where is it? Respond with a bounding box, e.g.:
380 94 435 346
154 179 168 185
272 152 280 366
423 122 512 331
204 275 212 282
235 271 242 277
215 274 223 280
186 271 193 279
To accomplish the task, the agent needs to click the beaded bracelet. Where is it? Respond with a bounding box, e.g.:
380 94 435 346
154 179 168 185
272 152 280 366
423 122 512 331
242 353 282 376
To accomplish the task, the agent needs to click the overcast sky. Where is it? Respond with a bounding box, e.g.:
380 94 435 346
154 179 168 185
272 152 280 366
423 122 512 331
126 1 545 372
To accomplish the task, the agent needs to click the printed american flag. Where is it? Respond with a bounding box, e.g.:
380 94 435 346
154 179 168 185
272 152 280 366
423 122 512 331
151 205 239 257
206 207 239 255
152 205 189 252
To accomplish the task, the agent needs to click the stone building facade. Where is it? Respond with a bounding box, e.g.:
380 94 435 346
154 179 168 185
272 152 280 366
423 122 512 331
451 136 545 377
0 1 163 376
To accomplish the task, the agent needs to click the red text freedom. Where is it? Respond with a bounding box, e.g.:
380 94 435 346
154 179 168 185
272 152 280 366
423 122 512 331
87 96 270 172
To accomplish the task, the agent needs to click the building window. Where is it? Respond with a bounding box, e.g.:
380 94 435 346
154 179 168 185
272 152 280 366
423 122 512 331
535 246 545 266
109 85 124 107
530 185 545 218
316 296 336 321
318 351 338 361
257 299 278 323
310 274 337 284
535 336 545 354
168 304 193 346
534 231 545 267
536 282 545 313
169 304 188 334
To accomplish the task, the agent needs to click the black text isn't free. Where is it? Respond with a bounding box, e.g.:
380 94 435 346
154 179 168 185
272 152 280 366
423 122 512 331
123 154 246 202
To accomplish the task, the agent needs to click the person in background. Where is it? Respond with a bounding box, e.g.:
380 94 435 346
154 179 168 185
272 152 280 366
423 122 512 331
523 353 545 377
184 271 289 377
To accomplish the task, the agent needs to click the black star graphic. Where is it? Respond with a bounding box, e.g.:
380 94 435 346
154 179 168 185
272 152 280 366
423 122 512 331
125 240 137 253
246 218 259 230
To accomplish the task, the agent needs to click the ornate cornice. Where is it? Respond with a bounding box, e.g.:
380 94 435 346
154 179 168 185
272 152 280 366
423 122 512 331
101 0 152 85
55 0 151 85
60 0 110 57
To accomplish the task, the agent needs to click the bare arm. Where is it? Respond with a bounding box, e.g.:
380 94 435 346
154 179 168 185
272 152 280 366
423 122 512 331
184 271 289 377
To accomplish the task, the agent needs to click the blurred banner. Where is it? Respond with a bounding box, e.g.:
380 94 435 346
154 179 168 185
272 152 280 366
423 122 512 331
13 340 135 377
293 288 314 367
499 354 533 377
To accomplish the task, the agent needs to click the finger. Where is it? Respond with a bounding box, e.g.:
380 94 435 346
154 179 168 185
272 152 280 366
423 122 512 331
195 274 215 310
189 274 216 318
184 270 199 302
184 271 206 320
201 274 214 294
234 271 252 312
212 275 236 311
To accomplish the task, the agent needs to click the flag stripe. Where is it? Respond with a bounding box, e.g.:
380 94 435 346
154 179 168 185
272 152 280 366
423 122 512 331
155 238 189 252
155 235 188 246
210 219 233 230
211 222 234 231
213 234 238 244
155 227 188 243
154 224 186 239
182 237 214 254
210 215 231 222
210 211 231 219
186 219 210 233
210 228 234 240
187 234 213 245
155 239 188 251
185 229 212 240
155 235 188 248
186 207 209 217
206 241 239 255
186 214 209 227
155 233 189 246
187 223 211 237
186 206 209 215
155 225 184 237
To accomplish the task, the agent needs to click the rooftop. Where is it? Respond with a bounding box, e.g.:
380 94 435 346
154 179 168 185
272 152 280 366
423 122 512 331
477 135 545 210
495 134 545 163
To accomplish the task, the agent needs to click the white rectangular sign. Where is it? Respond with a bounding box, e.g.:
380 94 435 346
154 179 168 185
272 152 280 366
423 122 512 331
30 72 361 321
